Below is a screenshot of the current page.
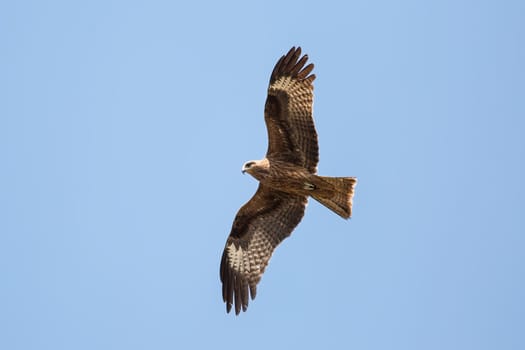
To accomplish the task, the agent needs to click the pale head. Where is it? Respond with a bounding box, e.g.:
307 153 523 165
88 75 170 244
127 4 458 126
241 158 270 180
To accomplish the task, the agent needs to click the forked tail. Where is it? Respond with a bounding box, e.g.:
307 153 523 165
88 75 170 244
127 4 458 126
310 176 357 219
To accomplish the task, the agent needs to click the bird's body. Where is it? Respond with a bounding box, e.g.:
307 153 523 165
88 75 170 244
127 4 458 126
220 47 357 315
244 158 355 212
244 159 313 195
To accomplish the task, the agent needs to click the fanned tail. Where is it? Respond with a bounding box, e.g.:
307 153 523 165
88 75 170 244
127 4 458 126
310 176 357 219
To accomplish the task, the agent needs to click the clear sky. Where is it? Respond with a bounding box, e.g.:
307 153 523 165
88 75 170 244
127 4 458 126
1 1 524 349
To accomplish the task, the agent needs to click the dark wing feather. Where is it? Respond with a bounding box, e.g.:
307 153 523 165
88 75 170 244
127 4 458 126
264 46 319 173
220 184 307 315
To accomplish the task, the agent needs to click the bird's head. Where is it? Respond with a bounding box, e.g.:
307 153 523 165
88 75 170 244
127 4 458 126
241 159 270 179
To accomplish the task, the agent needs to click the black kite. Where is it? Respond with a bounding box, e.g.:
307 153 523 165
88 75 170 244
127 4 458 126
220 47 357 315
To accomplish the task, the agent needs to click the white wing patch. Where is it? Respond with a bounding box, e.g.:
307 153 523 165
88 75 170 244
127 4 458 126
270 75 313 104
226 243 244 272
270 76 294 91
226 241 264 277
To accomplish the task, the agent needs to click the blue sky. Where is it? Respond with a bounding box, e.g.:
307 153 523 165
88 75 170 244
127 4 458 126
1 0 524 349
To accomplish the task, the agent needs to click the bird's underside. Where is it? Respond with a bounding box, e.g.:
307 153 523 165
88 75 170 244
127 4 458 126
220 47 357 315
248 158 356 217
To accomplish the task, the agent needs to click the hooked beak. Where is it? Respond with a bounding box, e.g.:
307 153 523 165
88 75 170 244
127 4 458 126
242 161 255 174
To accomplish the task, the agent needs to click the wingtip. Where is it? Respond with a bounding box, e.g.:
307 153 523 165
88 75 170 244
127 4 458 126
287 46 300 56
270 46 315 84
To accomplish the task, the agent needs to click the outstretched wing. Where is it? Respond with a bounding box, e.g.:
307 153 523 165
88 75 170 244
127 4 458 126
220 184 307 315
264 46 319 173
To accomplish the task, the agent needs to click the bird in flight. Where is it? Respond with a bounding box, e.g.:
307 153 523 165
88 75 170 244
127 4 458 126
220 47 357 315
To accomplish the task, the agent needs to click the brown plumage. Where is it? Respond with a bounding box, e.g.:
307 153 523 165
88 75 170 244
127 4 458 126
220 47 357 315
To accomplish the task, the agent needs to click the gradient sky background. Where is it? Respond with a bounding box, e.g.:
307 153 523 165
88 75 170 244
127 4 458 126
1 1 524 349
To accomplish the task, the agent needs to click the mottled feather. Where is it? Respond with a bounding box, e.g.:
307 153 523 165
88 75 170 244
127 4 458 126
265 47 319 173
220 185 306 314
